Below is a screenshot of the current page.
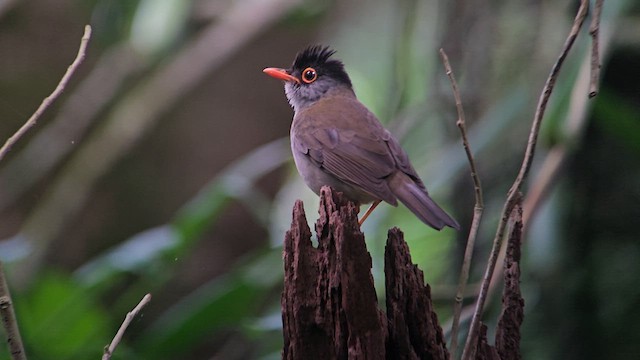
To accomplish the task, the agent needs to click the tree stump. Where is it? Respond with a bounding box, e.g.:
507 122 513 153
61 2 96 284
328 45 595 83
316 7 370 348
281 187 524 359
281 187 448 360
472 200 525 360
494 202 524 360
385 228 449 359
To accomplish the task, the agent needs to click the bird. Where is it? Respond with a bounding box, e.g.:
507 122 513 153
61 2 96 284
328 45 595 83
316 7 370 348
263 45 459 231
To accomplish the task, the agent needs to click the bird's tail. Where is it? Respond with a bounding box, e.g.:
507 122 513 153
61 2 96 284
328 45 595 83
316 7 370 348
388 173 460 231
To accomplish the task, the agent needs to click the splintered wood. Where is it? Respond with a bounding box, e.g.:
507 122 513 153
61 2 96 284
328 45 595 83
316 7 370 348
281 187 449 360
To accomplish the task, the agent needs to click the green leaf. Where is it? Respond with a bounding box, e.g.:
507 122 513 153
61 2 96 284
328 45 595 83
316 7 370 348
137 248 282 358
11 273 110 360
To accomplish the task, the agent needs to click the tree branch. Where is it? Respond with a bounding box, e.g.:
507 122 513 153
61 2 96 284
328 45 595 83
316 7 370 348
438 49 484 358
443 11 618 341
461 1 590 358
0 44 144 211
0 25 92 163
589 0 604 98
0 263 26 360
102 293 152 360
523 23 613 230
11 0 300 288
0 25 92 360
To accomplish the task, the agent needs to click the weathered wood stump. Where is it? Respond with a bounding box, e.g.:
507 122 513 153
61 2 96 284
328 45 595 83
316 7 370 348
281 187 524 359
282 187 448 360
494 202 524 360
385 227 449 359
472 200 525 360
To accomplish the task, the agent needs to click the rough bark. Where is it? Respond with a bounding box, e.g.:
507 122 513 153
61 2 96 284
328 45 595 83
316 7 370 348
385 228 449 360
281 186 522 359
495 202 524 360
475 323 500 360
472 200 525 360
282 187 386 360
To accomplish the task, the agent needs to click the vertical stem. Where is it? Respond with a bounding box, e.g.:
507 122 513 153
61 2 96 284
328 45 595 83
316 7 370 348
439 49 484 358
589 0 604 98
0 263 26 360
461 1 590 358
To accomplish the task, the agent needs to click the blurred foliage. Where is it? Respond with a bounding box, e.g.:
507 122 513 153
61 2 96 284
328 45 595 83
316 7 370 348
1 273 110 360
0 0 639 359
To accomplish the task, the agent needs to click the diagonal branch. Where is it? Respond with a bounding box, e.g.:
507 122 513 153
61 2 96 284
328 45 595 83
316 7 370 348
0 25 92 360
11 0 300 288
102 294 152 360
0 25 92 163
0 44 144 211
438 49 484 358
461 1 590 358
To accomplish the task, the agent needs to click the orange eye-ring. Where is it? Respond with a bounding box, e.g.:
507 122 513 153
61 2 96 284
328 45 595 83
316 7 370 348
301 67 317 83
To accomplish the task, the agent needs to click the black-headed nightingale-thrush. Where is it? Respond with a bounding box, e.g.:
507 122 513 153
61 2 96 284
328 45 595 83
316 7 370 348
264 45 459 231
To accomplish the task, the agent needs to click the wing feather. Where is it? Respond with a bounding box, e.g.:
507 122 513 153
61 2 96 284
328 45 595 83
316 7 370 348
291 100 401 204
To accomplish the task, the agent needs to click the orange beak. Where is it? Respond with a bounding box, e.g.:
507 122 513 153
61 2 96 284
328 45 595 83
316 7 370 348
263 67 300 84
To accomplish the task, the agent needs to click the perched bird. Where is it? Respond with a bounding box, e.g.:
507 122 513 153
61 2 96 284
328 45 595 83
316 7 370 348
263 45 459 230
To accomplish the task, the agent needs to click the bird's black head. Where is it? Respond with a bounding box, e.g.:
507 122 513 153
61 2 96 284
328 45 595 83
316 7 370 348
264 45 353 112
290 45 352 88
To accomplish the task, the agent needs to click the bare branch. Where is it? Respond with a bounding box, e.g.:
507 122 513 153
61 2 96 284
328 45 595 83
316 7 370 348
0 25 92 360
0 44 144 211
0 263 26 360
461 1 590 358
524 6 616 231
444 16 617 340
589 0 604 98
0 25 92 163
102 294 152 360
438 49 484 357
12 0 300 287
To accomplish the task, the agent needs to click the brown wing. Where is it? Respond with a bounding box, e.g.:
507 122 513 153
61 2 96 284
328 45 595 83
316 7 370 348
291 96 413 205
292 94 459 230
385 131 426 189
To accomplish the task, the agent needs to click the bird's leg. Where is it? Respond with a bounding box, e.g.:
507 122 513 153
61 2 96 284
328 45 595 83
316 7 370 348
358 200 381 226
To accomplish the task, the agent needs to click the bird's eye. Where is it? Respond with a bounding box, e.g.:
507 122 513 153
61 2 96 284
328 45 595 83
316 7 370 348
302 67 317 84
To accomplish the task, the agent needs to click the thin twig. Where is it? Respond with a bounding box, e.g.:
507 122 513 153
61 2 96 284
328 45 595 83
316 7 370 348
0 44 144 211
523 38 597 230
461 1 589 358
589 0 604 98
439 49 484 358
102 293 152 360
0 25 92 360
445 16 616 335
0 25 92 163
0 263 26 360
12 0 300 288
